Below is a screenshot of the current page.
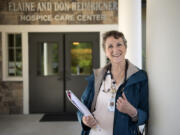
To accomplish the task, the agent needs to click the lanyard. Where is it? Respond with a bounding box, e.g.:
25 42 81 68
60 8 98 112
103 59 128 94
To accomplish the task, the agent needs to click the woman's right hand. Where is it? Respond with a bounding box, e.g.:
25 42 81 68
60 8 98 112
82 115 97 128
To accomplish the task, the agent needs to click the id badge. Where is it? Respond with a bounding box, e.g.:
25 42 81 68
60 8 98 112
108 96 115 112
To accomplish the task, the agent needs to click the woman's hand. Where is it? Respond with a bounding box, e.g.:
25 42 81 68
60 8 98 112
82 115 97 128
116 93 137 118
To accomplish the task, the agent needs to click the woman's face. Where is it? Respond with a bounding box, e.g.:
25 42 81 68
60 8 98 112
105 36 127 64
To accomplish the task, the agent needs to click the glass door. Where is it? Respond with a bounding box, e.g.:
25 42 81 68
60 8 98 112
65 33 99 113
29 32 100 116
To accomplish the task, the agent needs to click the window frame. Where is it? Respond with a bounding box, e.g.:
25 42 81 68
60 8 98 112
2 32 23 81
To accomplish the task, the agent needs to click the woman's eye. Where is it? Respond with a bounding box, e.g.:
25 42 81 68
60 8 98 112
108 45 113 48
117 43 122 46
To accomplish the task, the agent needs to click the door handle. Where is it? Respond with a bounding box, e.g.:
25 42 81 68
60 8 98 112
57 71 64 81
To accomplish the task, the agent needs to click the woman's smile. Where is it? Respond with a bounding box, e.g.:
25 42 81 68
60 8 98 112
112 53 121 57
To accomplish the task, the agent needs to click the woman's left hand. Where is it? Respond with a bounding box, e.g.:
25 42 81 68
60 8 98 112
116 92 137 118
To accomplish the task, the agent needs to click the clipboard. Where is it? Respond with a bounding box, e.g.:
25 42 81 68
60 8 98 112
66 90 92 116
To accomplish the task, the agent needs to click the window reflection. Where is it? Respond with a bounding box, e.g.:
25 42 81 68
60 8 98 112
71 42 92 75
37 42 58 76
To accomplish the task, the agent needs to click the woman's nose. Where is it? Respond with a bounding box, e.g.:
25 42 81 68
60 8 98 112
112 46 118 52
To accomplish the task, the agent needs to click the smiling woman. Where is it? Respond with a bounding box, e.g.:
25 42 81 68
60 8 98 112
77 30 149 135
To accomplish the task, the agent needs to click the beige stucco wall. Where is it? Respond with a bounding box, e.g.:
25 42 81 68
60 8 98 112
147 0 180 134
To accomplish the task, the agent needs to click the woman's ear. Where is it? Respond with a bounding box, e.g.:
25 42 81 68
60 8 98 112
124 47 127 55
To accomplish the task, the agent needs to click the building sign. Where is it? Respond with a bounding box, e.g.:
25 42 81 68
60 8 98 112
0 0 118 24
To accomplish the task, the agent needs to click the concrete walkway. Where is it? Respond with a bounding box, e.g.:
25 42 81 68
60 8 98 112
0 114 81 135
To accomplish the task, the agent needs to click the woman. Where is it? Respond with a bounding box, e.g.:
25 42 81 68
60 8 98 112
77 30 148 135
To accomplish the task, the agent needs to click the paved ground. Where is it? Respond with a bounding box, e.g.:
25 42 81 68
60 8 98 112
0 114 81 135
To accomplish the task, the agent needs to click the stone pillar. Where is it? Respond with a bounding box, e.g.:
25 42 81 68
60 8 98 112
118 0 142 68
147 0 180 134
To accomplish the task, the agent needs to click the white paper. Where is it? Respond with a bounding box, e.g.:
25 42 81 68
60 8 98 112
66 90 92 116
139 124 145 134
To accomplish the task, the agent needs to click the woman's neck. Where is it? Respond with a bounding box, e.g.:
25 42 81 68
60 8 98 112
111 60 126 84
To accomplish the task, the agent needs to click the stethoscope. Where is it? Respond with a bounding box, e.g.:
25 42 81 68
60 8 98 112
102 59 128 94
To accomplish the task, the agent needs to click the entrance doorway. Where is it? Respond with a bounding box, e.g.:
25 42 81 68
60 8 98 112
29 32 99 115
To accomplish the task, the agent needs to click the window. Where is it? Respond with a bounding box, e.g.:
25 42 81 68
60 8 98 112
7 33 22 77
37 42 59 76
71 42 92 75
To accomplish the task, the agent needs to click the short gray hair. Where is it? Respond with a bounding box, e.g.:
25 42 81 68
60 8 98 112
102 30 127 50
